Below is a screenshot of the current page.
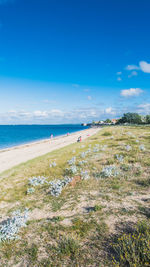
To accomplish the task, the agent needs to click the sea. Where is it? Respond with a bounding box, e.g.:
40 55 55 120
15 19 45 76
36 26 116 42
0 124 89 150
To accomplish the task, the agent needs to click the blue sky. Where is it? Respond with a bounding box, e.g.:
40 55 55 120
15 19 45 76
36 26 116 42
0 0 150 124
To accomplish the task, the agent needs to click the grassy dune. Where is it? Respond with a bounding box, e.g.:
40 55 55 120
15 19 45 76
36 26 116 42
0 126 150 266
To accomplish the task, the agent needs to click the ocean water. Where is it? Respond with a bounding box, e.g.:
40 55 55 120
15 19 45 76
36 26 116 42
0 124 88 150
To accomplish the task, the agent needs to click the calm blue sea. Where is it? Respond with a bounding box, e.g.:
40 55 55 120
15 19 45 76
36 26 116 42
0 125 88 150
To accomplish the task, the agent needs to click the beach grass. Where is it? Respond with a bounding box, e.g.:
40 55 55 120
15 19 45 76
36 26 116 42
0 125 150 266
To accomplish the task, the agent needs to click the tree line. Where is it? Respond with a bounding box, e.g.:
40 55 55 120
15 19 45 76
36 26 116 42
117 113 150 124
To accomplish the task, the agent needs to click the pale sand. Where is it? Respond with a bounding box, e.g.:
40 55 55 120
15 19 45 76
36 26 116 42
0 127 100 174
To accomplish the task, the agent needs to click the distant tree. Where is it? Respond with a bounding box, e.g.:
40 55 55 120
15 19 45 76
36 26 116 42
146 115 150 124
105 119 111 123
117 113 142 124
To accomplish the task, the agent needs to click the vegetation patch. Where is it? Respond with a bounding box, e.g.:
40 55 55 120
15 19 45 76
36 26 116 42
0 125 150 266
112 221 150 267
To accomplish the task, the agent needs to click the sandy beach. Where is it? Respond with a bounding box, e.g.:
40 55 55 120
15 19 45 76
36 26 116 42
0 127 100 174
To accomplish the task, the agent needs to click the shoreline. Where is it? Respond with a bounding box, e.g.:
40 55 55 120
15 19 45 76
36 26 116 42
0 127 100 174
0 127 89 153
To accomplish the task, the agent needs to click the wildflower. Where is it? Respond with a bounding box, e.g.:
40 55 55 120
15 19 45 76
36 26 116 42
100 165 119 178
78 160 87 166
49 177 72 197
49 162 57 168
93 146 99 152
65 165 78 175
0 209 29 242
116 154 124 163
28 176 47 187
126 145 132 151
139 144 145 151
27 187 35 194
80 152 86 158
100 145 107 151
67 157 76 165
81 170 90 180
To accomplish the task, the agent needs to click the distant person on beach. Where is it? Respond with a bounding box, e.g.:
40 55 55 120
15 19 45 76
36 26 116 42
50 134 53 139
67 132 69 136
77 136 82 142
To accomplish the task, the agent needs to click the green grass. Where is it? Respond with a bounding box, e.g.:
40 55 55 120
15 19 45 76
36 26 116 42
102 131 112 136
57 236 80 259
25 244 38 263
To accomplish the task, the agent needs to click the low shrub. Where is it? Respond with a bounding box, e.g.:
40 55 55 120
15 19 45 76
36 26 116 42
135 177 150 187
112 221 150 266
102 132 112 136
58 236 80 259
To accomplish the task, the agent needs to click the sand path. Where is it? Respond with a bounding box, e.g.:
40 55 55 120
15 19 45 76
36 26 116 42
0 127 100 174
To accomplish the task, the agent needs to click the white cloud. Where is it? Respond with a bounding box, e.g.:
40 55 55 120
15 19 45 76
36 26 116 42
137 103 150 113
128 71 138 78
116 71 122 75
33 111 48 118
4 102 150 124
139 61 150 73
0 107 118 124
125 61 150 74
84 88 90 92
125 64 140 70
87 95 92 100
50 109 64 116
117 77 122 81
105 107 116 115
120 88 143 97
72 84 79 88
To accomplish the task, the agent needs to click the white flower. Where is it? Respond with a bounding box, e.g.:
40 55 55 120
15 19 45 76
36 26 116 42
49 162 57 168
27 187 35 194
81 170 90 180
49 177 72 197
139 144 145 151
0 209 29 241
100 165 119 178
116 154 124 163
67 157 76 165
28 176 47 186
126 145 132 151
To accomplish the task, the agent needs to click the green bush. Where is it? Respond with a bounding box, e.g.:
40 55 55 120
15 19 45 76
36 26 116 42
94 205 103 211
112 221 150 266
72 218 94 237
102 131 112 136
135 178 150 187
58 236 80 259
26 244 38 262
